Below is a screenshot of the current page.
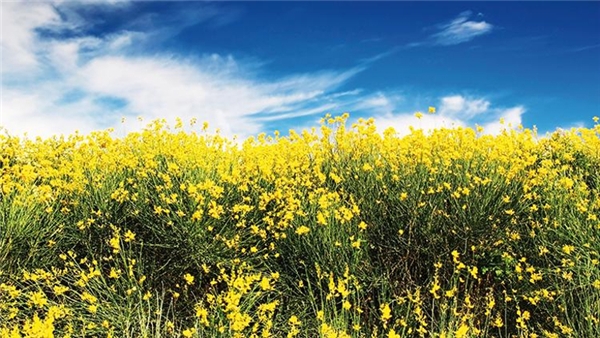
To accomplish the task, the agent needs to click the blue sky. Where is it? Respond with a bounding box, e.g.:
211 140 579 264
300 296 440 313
2 1 599 138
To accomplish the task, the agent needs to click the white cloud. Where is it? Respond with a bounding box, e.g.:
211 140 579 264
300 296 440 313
431 11 493 46
1 2 62 74
1 2 523 142
255 103 339 123
439 95 490 119
1 2 369 139
369 112 465 137
482 106 526 136
73 55 367 137
2 87 107 138
367 95 525 137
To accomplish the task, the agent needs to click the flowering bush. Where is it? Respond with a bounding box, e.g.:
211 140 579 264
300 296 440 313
1 114 599 337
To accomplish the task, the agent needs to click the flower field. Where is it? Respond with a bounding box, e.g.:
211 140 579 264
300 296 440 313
1 114 599 337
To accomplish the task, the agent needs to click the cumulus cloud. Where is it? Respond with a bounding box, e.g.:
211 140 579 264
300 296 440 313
439 95 490 119
482 106 526 135
368 95 525 137
370 112 465 137
431 11 493 46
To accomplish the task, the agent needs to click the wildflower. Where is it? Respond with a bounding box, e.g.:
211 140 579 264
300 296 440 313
124 230 136 242
415 112 424 119
260 277 272 291
295 226 310 235
182 328 196 337
358 221 368 231
380 303 392 322
451 250 460 264
445 287 457 298
109 268 121 279
428 106 436 114
492 314 504 328
469 266 479 280
289 315 301 326
430 281 441 299
184 273 195 285
29 291 48 308
562 245 575 255
388 329 401 338
455 324 469 338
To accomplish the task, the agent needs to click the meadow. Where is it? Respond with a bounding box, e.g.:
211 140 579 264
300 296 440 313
1 113 599 337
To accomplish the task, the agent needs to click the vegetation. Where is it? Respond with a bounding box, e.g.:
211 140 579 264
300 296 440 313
1 113 599 337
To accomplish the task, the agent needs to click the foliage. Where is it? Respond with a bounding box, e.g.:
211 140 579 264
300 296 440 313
1 114 599 337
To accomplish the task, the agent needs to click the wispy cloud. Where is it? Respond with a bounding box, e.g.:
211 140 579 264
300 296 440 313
1 2 369 138
1 3 62 75
432 11 493 46
567 43 600 53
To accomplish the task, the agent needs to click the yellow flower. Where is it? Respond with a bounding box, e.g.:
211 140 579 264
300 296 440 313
380 303 392 322
469 266 479 280
143 291 152 300
430 281 441 299
109 235 120 253
415 112 424 119
81 292 97 304
109 268 121 279
388 329 401 338
428 106 436 114
195 304 210 326
260 277 272 290
445 287 457 298
53 285 69 296
29 291 48 308
358 221 368 231
184 273 195 285
124 230 136 242
451 250 460 263
562 245 575 255
492 314 504 328
289 315 301 326
295 226 310 235
455 324 469 338
182 327 196 338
